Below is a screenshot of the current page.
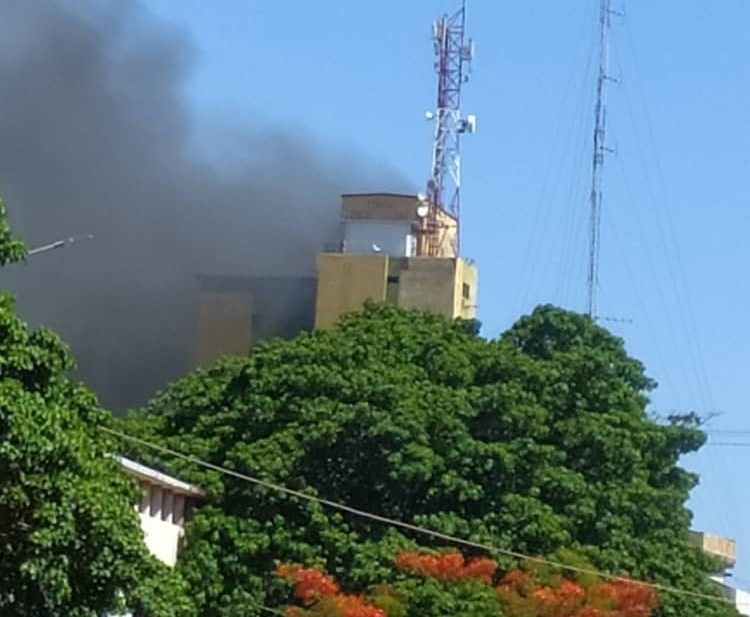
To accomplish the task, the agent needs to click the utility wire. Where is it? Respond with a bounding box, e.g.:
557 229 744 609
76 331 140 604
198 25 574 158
705 443 750 448
620 16 715 412
101 426 734 607
251 601 287 616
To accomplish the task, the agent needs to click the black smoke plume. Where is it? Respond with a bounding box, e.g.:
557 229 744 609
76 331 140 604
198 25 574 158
0 1 406 409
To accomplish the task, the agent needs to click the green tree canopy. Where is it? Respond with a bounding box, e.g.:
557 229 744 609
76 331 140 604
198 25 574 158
0 198 193 616
121 302 735 617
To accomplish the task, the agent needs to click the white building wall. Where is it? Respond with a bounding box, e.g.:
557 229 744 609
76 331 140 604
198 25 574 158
710 576 750 616
136 480 190 567
734 588 750 616
139 513 184 567
343 220 414 256
108 458 203 616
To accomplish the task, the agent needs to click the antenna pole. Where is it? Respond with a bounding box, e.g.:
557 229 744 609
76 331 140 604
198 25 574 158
587 0 614 317
421 0 474 258
27 234 94 257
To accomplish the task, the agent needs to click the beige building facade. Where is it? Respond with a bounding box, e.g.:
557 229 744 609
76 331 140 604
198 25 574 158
314 253 477 329
194 275 317 367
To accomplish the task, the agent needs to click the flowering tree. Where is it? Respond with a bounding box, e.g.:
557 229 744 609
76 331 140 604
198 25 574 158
396 550 657 617
395 551 497 583
495 566 657 617
276 551 657 617
277 565 387 617
126 303 731 616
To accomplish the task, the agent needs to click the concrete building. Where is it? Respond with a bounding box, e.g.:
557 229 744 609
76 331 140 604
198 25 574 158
195 275 316 367
314 193 478 329
192 193 478 360
119 457 204 567
690 531 737 569
690 530 750 615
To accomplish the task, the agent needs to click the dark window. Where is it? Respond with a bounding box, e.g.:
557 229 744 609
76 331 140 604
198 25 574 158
387 276 399 284
462 283 471 300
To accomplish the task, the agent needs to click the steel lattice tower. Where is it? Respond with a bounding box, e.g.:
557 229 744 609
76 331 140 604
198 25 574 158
587 0 614 317
421 0 475 258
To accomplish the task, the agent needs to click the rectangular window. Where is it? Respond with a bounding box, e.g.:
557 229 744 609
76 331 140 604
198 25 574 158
462 283 471 300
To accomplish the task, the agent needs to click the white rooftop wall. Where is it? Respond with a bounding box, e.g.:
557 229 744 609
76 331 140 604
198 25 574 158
343 220 415 257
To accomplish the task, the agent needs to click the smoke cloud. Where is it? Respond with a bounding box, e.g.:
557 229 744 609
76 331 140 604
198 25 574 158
0 1 407 410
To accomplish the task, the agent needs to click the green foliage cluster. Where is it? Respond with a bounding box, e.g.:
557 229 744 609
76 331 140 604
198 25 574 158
0 199 26 266
122 302 736 617
0 199 193 616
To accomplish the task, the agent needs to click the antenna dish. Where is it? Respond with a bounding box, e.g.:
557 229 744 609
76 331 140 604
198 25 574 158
372 244 382 253
416 204 430 218
425 111 435 120
416 192 428 202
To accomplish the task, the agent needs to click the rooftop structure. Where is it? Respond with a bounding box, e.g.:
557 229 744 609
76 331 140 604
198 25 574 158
689 531 737 569
339 193 457 259
690 530 750 615
315 193 477 329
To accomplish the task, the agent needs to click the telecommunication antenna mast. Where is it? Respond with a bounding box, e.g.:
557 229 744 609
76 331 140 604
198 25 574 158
27 234 94 257
419 0 475 258
586 0 616 317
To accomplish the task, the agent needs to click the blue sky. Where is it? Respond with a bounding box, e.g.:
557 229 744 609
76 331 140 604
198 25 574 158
144 0 750 581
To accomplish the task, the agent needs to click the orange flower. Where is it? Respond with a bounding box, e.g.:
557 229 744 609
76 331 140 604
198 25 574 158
498 568 530 587
599 580 657 617
395 551 497 582
558 580 585 602
277 564 340 603
463 557 498 583
328 594 388 617
571 609 608 617
532 587 558 605
277 565 387 617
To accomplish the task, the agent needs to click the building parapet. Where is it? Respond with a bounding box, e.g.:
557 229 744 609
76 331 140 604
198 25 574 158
119 457 204 567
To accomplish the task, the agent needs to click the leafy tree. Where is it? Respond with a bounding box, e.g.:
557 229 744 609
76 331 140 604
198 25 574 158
0 198 194 616
121 302 737 617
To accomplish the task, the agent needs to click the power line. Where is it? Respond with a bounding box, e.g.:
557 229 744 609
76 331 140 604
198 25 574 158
251 601 286 616
707 430 750 434
618 17 715 413
705 443 750 448
101 426 734 607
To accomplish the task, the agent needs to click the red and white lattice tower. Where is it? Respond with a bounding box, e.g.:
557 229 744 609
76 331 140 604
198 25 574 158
420 0 475 258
